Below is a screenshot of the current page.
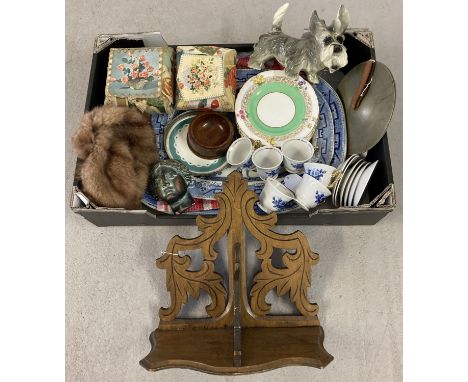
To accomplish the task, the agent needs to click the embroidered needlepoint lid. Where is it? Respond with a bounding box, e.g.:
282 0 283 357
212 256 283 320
174 46 237 112
177 54 225 102
107 48 163 98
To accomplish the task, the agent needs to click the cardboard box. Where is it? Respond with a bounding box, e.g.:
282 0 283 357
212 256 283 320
70 31 395 226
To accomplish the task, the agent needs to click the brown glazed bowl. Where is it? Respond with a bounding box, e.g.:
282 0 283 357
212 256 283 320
187 112 235 159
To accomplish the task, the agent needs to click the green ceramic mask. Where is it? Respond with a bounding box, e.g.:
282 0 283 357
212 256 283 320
150 160 193 215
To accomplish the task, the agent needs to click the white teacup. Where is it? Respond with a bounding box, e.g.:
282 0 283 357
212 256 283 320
258 177 295 213
226 137 254 169
281 138 314 174
252 146 283 180
303 162 337 187
294 173 332 211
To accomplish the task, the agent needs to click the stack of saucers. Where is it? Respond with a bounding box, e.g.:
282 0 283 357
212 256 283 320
332 154 379 207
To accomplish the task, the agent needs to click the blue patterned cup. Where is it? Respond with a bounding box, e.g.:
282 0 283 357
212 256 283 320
303 162 337 187
258 177 295 213
281 138 314 174
294 173 332 211
252 146 283 180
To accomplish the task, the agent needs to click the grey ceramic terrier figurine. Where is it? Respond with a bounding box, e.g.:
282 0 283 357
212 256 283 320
249 3 350 83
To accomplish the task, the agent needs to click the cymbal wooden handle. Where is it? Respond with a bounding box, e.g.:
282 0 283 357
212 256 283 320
351 60 376 110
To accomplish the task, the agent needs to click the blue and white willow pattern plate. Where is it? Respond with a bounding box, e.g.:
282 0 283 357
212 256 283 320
311 87 335 165
313 77 347 167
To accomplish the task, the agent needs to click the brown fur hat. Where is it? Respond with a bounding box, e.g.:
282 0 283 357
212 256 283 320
72 105 158 209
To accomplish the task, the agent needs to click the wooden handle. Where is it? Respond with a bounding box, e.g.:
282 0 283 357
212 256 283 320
351 60 376 110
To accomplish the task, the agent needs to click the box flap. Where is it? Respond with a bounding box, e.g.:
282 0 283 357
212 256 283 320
94 31 167 54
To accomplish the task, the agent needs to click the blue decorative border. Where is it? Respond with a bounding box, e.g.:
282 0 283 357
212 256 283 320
314 78 347 167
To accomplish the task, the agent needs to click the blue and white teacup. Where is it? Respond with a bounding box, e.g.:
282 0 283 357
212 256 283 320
258 177 295 213
303 162 337 187
294 173 332 211
281 138 314 174
252 145 283 180
226 137 254 169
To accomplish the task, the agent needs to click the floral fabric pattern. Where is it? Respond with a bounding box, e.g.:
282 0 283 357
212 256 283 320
112 54 157 89
177 54 223 101
175 46 237 112
105 47 174 114
187 59 213 91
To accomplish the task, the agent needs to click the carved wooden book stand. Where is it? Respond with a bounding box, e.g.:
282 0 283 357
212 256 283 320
140 172 333 374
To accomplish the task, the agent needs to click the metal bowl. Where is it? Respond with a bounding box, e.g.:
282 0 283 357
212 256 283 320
337 61 396 155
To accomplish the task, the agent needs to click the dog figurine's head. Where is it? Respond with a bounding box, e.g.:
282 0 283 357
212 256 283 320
306 5 350 74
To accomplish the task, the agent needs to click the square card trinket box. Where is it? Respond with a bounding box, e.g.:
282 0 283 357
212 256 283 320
175 46 237 112
104 47 174 114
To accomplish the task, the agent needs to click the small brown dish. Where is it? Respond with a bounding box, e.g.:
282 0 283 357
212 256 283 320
187 112 235 159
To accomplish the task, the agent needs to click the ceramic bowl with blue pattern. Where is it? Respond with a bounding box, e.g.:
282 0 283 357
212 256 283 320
252 146 283 180
226 137 255 169
281 138 314 174
258 177 295 213
303 162 337 187
294 173 332 211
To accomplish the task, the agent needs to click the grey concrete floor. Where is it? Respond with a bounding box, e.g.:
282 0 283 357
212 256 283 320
66 1 402 381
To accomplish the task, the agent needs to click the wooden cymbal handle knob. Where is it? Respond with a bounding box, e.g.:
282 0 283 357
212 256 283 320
351 60 376 110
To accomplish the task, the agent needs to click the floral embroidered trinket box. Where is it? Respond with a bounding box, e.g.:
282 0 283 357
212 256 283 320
175 46 237 112
104 47 174 114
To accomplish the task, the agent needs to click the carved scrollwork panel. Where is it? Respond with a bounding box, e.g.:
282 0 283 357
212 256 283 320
241 193 320 317
158 252 226 321
156 189 233 321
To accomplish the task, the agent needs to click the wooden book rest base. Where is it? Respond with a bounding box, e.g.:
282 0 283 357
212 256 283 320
140 172 333 375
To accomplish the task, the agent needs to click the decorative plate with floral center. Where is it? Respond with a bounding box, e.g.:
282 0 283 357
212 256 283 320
235 70 319 147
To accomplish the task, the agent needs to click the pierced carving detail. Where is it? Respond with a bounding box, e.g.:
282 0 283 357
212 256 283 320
158 252 226 320
157 171 320 322
241 194 320 317
157 189 233 321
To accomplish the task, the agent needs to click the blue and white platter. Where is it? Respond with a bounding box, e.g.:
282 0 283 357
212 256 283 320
311 88 334 165
313 77 347 167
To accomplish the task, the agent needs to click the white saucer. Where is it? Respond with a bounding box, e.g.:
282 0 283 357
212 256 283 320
352 160 379 206
340 160 367 207
332 154 360 206
347 162 370 206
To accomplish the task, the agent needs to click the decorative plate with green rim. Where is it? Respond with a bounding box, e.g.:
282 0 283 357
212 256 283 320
164 111 228 176
235 70 319 147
